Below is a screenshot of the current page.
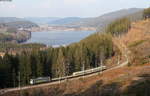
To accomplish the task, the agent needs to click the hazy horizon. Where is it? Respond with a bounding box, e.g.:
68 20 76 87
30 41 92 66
0 0 149 18
0 8 144 18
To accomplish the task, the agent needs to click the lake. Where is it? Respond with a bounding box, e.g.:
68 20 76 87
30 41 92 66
25 30 95 47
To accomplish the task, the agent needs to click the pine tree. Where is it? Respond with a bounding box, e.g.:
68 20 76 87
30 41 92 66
55 48 66 77
1 53 12 87
36 52 44 77
19 51 31 85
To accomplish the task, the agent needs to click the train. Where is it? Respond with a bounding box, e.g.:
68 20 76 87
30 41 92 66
73 66 106 76
30 77 51 85
30 66 106 85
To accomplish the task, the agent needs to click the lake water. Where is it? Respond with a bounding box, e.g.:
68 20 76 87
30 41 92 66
25 30 95 47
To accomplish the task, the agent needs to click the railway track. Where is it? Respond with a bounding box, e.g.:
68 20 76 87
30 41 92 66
0 62 128 95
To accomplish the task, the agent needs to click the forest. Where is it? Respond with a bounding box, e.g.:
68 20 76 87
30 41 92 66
0 43 46 52
106 18 131 36
0 33 114 88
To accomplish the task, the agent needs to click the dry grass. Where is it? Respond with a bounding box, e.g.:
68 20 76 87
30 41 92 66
121 19 150 46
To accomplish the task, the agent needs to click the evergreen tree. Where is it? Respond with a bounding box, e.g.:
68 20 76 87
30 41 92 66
36 52 44 77
19 51 31 85
0 53 12 87
55 48 66 77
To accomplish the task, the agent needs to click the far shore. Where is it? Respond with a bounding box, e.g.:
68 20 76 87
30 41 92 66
28 26 96 32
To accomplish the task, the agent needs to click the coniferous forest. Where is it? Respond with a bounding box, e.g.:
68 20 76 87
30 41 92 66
0 33 114 88
106 18 131 36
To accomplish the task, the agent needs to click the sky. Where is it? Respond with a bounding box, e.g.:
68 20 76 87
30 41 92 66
0 0 149 18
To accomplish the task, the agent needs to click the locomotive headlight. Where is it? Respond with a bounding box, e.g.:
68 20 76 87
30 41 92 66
30 79 34 85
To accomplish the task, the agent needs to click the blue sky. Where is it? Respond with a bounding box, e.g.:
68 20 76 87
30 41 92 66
0 0 149 17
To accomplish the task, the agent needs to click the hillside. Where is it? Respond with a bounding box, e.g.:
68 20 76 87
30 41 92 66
1 18 150 96
48 17 82 25
24 17 82 26
0 17 23 23
24 17 61 25
24 8 143 31
0 17 38 28
0 27 31 43
0 22 35 43
119 19 150 66
3 21 38 28
0 17 38 42
66 8 143 31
